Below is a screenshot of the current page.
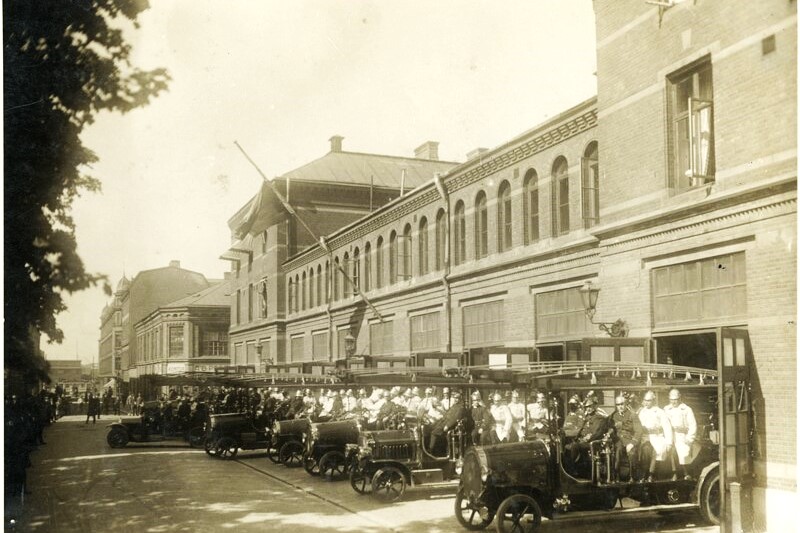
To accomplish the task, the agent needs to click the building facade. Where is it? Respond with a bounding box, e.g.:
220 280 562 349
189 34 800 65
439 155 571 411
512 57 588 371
134 279 231 379
221 137 457 374
222 2 795 530
98 277 128 379
102 260 212 392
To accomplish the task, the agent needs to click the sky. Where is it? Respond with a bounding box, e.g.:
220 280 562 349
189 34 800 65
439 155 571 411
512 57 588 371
45 0 598 363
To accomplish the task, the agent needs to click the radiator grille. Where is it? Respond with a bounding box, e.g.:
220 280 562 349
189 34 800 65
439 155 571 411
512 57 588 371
376 443 412 460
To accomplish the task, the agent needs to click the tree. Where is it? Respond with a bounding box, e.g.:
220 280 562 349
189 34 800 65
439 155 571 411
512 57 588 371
4 1 170 379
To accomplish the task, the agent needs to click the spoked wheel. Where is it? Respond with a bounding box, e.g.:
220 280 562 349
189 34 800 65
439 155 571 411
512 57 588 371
266 443 280 463
350 465 372 495
699 470 721 525
454 490 494 530
496 494 542 533
279 440 304 468
187 427 205 449
319 450 347 481
106 429 129 448
204 438 218 457
216 437 239 460
303 453 320 476
371 466 407 502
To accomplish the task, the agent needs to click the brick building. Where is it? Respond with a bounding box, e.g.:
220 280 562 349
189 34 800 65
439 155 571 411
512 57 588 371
222 1 795 530
102 261 212 393
134 279 231 380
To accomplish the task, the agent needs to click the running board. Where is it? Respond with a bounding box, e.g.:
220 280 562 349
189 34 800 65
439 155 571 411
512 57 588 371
554 502 698 521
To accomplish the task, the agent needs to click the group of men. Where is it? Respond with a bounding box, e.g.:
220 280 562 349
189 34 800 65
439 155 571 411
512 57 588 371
564 389 698 482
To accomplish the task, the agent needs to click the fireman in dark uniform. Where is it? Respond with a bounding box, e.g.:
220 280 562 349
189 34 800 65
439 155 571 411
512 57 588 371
469 391 493 446
429 392 466 456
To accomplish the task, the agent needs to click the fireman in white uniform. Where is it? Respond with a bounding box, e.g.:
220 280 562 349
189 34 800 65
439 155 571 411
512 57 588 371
490 392 513 444
507 390 526 442
664 388 697 480
638 390 673 482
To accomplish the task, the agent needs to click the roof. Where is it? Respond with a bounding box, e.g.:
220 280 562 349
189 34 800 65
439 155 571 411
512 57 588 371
163 280 230 308
228 150 459 237
281 150 457 188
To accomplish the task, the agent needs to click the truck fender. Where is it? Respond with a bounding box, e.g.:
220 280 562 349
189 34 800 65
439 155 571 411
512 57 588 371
695 461 720 505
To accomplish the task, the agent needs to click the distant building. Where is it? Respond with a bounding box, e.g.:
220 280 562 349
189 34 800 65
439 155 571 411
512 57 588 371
101 260 213 393
47 359 82 384
134 279 231 387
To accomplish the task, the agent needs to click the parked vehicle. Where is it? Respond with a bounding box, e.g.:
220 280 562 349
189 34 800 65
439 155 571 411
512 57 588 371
106 401 204 448
303 418 361 480
270 418 311 467
204 412 272 459
453 362 721 532
348 415 467 501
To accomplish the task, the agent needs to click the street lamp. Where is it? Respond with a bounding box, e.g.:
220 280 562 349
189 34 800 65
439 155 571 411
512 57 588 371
578 281 629 338
344 331 356 358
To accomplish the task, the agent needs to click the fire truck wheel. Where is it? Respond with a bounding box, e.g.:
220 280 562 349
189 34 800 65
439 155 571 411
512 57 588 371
496 494 542 533
371 466 406 502
699 470 721 525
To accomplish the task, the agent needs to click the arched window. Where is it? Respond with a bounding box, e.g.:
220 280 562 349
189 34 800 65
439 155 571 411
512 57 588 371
287 278 294 313
581 142 599 228
333 257 341 300
523 169 540 244
475 191 488 259
317 265 323 306
497 181 512 252
301 271 307 311
454 201 466 265
352 248 360 294
435 209 446 271
376 237 384 288
389 231 397 284
342 252 350 298
324 261 330 303
401 224 412 280
363 242 372 291
308 268 314 308
418 217 428 276
552 157 570 236
294 275 300 312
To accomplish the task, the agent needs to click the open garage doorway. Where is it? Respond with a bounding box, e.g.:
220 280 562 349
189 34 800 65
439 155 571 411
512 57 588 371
654 332 717 370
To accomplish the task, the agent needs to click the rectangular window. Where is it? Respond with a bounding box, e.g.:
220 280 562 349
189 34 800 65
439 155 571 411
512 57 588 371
312 331 329 361
463 301 504 347
233 343 244 365
669 59 714 189
410 311 441 351
235 290 241 325
652 252 746 328
259 338 271 368
290 335 305 362
246 341 257 365
169 326 184 357
337 328 349 358
535 287 593 340
369 321 394 356
201 328 228 356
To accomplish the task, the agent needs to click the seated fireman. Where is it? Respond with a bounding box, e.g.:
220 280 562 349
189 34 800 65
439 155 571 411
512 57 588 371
564 395 608 476
429 392 466 456
607 394 643 481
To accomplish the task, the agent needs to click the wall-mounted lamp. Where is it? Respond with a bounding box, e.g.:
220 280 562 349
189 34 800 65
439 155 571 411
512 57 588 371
578 281 629 338
344 331 356 358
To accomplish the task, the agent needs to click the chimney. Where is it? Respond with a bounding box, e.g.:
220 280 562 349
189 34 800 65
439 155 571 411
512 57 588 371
169 260 181 268
466 147 489 160
329 135 344 153
414 141 439 161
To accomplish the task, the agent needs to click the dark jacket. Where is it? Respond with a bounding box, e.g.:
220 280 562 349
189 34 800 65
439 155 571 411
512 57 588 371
576 411 608 442
440 400 467 431
608 408 643 446
470 404 493 432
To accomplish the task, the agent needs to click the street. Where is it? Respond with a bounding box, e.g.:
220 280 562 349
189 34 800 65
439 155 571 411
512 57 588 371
10 417 720 533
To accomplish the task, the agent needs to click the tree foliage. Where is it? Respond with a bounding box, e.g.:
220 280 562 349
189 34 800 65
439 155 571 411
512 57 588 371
4 0 169 378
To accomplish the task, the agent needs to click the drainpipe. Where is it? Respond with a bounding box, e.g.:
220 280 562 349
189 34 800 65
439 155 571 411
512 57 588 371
434 173 452 353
